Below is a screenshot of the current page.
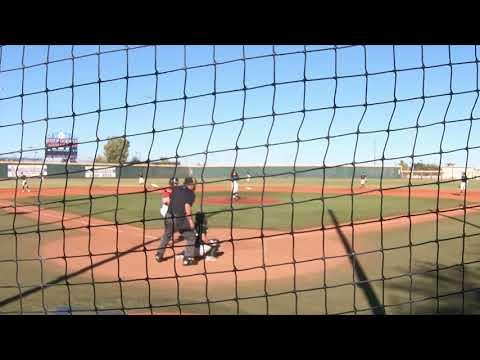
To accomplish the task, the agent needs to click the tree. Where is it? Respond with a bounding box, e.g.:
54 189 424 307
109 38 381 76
399 160 410 170
157 158 180 165
413 162 439 171
130 155 141 163
103 138 130 164
94 155 107 163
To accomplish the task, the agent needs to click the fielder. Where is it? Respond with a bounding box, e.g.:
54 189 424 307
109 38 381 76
460 172 468 194
360 173 367 188
246 172 252 190
231 169 240 201
160 177 179 217
138 171 145 185
20 173 30 193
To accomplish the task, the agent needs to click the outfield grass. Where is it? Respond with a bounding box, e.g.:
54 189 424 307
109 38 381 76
0 176 478 314
0 207 478 314
9 190 467 233
1 176 479 191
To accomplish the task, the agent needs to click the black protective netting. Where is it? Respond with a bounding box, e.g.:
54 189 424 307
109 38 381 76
0 45 479 315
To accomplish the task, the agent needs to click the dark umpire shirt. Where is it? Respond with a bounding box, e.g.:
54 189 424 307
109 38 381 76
169 185 195 218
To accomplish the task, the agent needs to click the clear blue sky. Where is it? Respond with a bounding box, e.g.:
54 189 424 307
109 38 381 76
0 45 479 168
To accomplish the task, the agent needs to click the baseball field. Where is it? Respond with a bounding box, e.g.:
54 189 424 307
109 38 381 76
0 176 479 314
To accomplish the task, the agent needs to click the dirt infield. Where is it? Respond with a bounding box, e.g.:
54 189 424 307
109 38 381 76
0 183 479 298
1 198 478 290
0 200 347 283
0 186 142 199
1 184 479 203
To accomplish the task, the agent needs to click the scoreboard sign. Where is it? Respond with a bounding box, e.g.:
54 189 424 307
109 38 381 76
85 166 116 178
45 132 78 162
8 164 47 178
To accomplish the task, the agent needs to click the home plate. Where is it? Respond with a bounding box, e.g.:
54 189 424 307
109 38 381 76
175 254 217 262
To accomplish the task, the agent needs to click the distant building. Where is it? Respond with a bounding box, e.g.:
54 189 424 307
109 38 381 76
441 164 480 180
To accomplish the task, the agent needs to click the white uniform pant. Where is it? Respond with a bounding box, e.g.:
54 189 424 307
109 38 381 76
232 180 239 195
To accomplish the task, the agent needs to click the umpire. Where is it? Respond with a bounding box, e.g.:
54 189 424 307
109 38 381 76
155 177 197 265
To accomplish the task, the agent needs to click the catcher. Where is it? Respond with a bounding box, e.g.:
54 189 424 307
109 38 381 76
177 212 221 261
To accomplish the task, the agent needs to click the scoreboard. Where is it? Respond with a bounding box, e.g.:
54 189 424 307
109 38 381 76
45 132 78 162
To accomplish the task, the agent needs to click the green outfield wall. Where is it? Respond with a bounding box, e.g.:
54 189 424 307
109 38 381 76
189 166 401 179
0 162 401 180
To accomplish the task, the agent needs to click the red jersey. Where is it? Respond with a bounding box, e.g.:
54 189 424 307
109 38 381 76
162 186 173 199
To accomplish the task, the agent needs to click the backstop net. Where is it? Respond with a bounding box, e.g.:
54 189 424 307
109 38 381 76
0 45 479 315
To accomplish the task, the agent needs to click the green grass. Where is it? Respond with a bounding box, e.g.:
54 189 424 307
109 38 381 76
0 176 478 314
293 210 480 315
0 206 478 314
1 176 479 190
193 209 480 314
9 190 467 233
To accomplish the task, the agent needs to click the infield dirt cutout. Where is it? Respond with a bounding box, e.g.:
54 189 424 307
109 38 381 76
0 184 479 292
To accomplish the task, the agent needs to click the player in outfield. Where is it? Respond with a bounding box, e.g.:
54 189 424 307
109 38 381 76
138 171 145 185
459 172 468 194
156 177 197 266
246 171 252 190
20 173 30 193
231 169 240 200
360 173 367 188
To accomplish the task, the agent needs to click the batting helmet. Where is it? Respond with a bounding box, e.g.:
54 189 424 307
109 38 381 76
169 177 179 186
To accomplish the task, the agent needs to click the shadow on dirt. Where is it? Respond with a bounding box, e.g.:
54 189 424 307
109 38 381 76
0 208 125 234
